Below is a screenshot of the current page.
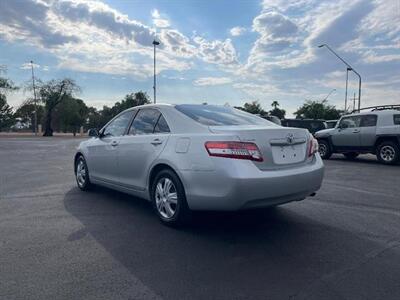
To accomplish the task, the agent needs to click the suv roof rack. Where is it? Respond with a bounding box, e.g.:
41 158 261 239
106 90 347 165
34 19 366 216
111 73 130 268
351 104 400 113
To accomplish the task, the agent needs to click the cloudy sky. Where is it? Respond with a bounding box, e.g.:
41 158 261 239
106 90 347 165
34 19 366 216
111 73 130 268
1 0 399 115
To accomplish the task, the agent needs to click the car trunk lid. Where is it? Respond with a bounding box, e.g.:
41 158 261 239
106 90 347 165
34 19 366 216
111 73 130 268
209 125 310 170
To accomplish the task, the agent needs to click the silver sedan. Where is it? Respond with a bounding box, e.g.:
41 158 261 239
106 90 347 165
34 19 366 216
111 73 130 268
74 104 324 225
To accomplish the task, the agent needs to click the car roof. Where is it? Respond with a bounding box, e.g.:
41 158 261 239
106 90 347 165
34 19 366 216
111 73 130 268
343 109 400 117
124 103 174 111
283 118 326 122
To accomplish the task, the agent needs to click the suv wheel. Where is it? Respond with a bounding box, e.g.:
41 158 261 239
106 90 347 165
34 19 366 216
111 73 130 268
318 140 332 159
343 152 359 160
377 141 399 165
151 169 191 226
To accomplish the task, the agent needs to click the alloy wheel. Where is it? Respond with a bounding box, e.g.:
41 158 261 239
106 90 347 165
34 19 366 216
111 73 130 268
319 144 327 157
380 145 396 162
76 159 87 187
155 178 178 219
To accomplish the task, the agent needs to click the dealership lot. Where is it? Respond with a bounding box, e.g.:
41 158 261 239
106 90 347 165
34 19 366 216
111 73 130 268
1 137 399 300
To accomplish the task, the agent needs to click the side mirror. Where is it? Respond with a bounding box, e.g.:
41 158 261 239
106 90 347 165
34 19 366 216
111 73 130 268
88 128 99 137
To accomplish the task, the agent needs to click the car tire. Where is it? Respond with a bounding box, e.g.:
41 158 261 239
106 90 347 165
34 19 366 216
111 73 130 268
75 155 92 191
318 140 332 159
151 169 191 226
376 141 399 165
343 152 359 160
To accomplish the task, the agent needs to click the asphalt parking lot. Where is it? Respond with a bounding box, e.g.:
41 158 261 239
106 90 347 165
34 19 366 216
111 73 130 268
1 137 399 300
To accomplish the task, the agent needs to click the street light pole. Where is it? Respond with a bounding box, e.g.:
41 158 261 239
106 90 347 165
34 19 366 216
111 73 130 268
152 40 160 104
345 67 352 112
323 88 336 101
30 60 38 136
318 44 362 112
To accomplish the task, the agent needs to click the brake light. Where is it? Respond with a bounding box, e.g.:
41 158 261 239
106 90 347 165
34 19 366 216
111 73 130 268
205 141 263 162
308 135 319 157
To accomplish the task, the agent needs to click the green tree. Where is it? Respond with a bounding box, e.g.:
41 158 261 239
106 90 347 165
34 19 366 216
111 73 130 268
0 96 14 131
0 73 18 131
294 100 343 120
269 101 286 119
14 101 45 131
86 106 103 130
38 78 80 136
110 91 151 116
271 101 279 109
86 91 151 130
54 97 88 135
236 100 267 115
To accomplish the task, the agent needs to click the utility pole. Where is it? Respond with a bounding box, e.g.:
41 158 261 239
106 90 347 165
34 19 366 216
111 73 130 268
152 40 160 104
318 44 362 112
30 61 38 136
353 93 356 111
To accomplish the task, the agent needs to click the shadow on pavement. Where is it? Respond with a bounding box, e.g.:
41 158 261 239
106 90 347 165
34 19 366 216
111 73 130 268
329 154 399 166
63 186 394 300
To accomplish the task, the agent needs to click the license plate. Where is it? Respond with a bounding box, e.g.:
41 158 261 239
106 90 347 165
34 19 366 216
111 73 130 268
271 144 305 164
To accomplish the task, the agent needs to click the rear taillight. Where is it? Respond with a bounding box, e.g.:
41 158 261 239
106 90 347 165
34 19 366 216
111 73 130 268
205 141 263 162
308 135 319 157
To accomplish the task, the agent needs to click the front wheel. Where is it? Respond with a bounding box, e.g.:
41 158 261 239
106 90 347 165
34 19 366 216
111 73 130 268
376 141 399 165
75 155 92 190
318 140 332 159
151 169 191 226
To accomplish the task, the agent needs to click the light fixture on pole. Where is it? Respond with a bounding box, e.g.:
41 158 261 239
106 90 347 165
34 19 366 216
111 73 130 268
30 60 38 136
152 39 160 104
318 44 361 112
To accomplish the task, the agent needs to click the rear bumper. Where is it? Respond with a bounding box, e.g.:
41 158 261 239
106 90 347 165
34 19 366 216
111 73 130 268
181 155 324 211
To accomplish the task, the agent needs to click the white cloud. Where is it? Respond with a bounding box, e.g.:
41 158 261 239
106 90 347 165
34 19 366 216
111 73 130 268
1 0 398 112
152 9 170 28
20 62 40 70
193 77 232 86
151 9 161 19
230 26 246 37
194 37 238 65
0 0 239 79
160 29 196 58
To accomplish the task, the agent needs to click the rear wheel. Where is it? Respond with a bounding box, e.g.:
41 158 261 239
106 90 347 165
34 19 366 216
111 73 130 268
343 152 359 160
377 141 399 165
151 169 191 226
75 155 92 190
318 140 332 159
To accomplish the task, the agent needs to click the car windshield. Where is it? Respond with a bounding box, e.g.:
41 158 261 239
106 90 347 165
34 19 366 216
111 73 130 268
175 104 274 126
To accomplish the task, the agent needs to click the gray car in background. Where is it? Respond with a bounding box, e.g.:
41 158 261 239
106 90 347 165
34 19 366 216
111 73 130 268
74 104 324 225
315 110 400 164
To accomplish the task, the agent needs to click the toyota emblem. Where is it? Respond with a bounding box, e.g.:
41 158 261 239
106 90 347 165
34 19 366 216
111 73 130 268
286 133 294 144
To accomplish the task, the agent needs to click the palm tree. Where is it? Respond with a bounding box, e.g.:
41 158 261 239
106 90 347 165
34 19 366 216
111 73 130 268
271 101 279 109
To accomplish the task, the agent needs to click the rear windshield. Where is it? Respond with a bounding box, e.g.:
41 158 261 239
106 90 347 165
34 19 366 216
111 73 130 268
175 104 274 126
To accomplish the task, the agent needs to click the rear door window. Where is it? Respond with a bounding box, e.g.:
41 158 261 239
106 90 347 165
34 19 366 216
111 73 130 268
154 115 170 133
360 115 377 127
129 109 160 135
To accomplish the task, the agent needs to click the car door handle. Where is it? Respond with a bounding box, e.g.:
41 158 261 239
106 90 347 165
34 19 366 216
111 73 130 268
151 139 163 146
111 140 119 147
352 129 360 133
